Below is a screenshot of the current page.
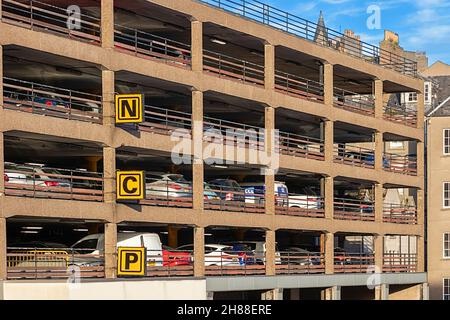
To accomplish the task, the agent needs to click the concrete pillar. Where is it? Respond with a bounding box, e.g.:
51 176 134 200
374 183 384 223
324 176 333 220
101 0 114 49
0 217 7 280
374 234 383 272
265 230 276 276
417 188 424 226
264 44 275 90
86 156 102 172
194 227 205 277
0 45 3 108
417 236 425 272
191 20 203 72
103 147 116 203
261 288 283 300
0 132 4 196
104 222 117 279
323 120 334 163
321 286 340 300
374 79 383 119
192 90 204 211
325 232 334 274
102 69 115 126
323 63 334 106
265 106 275 215
168 226 180 248
374 131 384 171
417 141 425 178
417 92 424 129
375 284 389 300
422 283 429 300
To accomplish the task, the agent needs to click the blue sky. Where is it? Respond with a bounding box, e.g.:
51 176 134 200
266 0 450 65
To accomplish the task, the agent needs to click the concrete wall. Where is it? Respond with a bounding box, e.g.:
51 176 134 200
0 279 207 300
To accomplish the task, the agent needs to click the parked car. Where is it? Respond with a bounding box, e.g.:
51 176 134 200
279 247 321 265
162 245 192 267
145 172 192 199
222 241 282 265
7 241 68 251
207 179 245 202
334 247 352 265
71 232 163 267
176 244 243 267
4 162 71 189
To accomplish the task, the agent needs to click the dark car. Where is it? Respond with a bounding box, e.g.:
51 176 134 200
207 179 245 202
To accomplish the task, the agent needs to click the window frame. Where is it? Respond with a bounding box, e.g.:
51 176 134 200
444 182 450 209
443 233 450 258
443 278 450 300
444 129 450 155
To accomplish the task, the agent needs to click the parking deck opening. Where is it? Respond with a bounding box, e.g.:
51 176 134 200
3 133 104 201
334 233 375 273
334 178 375 221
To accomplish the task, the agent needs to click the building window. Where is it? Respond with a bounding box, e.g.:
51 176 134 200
444 279 450 300
444 129 450 155
408 92 418 102
444 233 450 258
425 83 431 103
444 183 450 208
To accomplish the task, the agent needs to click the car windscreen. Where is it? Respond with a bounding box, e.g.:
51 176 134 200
72 239 98 254
168 175 189 184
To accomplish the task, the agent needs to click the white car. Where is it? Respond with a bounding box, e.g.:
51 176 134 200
4 162 71 188
145 172 192 199
176 244 242 266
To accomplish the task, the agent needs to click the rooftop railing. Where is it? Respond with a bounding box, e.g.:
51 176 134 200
198 0 417 77
3 77 103 124
114 25 192 68
2 0 101 44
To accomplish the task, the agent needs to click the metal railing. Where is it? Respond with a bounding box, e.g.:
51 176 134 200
334 197 375 221
205 251 266 276
140 176 193 208
276 252 325 275
198 0 417 77
203 49 265 86
114 24 192 68
334 88 375 116
383 203 417 224
383 153 418 176
275 194 325 218
146 250 194 277
2 0 101 44
275 70 324 102
204 183 265 214
278 131 324 160
333 144 376 168
384 103 417 127
7 247 104 279
382 253 417 273
3 77 102 123
139 105 192 136
334 253 375 273
203 116 265 150
4 165 104 201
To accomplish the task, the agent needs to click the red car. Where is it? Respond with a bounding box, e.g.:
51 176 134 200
162 246 192 267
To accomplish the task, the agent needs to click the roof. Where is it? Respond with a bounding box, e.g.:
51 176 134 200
422 61 450 77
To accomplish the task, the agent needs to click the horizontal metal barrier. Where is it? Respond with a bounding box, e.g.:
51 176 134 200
7 247 104 279
199 0 417 77
334 88 375 116
2 0 101 44
146 250 194 277
139 105 192 135
275 70 324 102
140 176 193 208
204 183 265 213
384 103 417 127
3 77 102 123
334 197 375 221
203 116 265 150
114 24 192 68
333 144 375 168
275 194 325 218
382 253 417 273
334 253 375 273
4 164 104 201
383 204 417 224
278 131 324 160
383 152 418 176
276 252 325 275
205 251 266 276
203 49 265 86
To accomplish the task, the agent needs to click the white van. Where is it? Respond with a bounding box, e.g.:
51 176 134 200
71 232 163 266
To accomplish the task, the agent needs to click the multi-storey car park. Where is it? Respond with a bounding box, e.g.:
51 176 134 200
0 0 427 300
